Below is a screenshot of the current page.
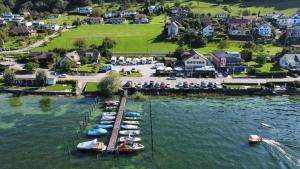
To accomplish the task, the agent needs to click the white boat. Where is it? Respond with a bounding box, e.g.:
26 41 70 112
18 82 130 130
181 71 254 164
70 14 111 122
121 125 139 130
106 106 117 110
119 130 140 136
248 135 263 144
103 112 117 116
125 117 141 120
100 121 115 124
77 139 107 152
261 122 272 128
118 143 144 153
101 115 115 121
118 136 142 143
123 121 140 125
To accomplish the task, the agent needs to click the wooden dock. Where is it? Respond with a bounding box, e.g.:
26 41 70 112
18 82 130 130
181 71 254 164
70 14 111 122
106 90 128 152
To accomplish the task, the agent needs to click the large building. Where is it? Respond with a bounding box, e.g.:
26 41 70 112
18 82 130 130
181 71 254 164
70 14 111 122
211 51 247 74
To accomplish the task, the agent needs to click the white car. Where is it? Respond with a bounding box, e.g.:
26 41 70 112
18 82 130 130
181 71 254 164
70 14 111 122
58 74 67 78
131 68 138 73
137 83 142 89
166 83 171 89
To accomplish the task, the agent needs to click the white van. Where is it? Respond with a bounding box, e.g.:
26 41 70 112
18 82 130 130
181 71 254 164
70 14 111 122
110 56 117 65
118 56 125 65
147 57 154 64
141 57 147 64
126 58 132 65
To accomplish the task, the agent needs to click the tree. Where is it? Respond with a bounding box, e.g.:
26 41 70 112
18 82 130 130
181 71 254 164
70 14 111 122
256 55 267 65
241 49 253 61
101 49 113 59
74 38 86 50
217 40 229 49
97 73 121 98
61 59 76 72
36 69 48 86
92 8 102 17
3 69 16 86
80 56 89 65
102 37 116 49
24 62 39 73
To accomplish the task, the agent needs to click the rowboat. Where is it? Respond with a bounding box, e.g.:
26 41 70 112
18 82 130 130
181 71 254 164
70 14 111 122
248 135 263 144
103 112 117 116
100 121 114 124
77 139 107 152
87 128 108 136
118 136 142 143
125 117 141 120
95 124 113 129
118 143 144 153
101 115 115 121
121 125 139 130
119 130 140 136
123 121 140 125
125 112 141 117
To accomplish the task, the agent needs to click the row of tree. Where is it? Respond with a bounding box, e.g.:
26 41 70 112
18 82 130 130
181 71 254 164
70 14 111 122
3 68 48 86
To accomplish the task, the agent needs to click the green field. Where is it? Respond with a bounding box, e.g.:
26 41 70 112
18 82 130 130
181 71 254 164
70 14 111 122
84 82 98 92
43 84 74 91
33 24 178 53
44 14 87 25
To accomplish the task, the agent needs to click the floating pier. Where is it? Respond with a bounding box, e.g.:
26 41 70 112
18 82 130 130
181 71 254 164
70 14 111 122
106 90 128 152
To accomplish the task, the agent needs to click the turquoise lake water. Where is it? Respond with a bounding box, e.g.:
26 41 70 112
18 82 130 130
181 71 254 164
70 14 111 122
0 94 299 169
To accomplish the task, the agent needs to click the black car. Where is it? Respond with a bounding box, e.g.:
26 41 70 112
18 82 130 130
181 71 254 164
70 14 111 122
207 82 214 89
154 82 160 89
142 82 149 88
149 81 155 89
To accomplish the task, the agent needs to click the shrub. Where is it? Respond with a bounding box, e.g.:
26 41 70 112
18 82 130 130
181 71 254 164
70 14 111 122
3 69 16 86
97 73 121 98
130 92 148 101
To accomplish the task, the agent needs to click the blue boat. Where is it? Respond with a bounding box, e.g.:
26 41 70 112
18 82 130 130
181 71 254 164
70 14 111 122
87 128 108 136
95 124 113 129
125 112 141 117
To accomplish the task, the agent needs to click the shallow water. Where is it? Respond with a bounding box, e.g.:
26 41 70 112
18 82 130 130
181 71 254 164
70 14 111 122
0 95 299 169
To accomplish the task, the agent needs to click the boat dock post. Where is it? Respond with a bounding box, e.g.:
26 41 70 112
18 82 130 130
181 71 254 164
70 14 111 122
106 90 128 153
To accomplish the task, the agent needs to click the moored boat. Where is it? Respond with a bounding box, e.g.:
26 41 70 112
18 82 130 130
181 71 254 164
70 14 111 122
95 124 113 129
77 139 107 152
106 106 117 110
101 115 116 121
118 136 142 143
125 117 141 121
248 135 263 144
125 112 141 117
121 125 139 130
103 112 117 116
87 128 108 136
119 130 140 136
118 143 144 153
100 120 115 124
105 100 120 106
123 121 140 125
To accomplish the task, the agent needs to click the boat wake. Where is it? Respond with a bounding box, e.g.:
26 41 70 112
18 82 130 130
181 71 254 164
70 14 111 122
263 139 300 167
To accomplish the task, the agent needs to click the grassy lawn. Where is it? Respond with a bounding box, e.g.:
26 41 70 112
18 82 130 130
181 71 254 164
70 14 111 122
150 14 168 24
43 84 74 91
177 0 300 16
118 72 143 77
224 84 261 89
71 64 100 73
44 14 87 25
84 82 98 92
33 24 177 53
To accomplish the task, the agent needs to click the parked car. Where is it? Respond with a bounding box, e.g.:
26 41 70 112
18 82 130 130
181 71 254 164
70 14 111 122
154 82 160 89
58 74 67 78
142 82 148 88
189 83 195 89
166 83 171 89
137 82 142 89
166 76 177 80
183 82 189 89
201 81 207 88
215 82 223 89
207 82 214 89
131 68 138 73
149 81 155 89
123 81 133 88
177 82 183 89
195 83 201 89
160 82 166 89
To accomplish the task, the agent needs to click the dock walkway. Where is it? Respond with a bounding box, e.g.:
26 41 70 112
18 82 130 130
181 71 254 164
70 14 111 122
106 90 128 152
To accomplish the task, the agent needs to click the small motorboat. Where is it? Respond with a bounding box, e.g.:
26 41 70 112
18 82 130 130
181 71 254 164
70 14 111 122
105 100 120 106
123 121 140 125
125 117 141 121
118 136 142 143
77 139 107 152
121 125 139 130
261 123 272 128
96 124 113 129
119 130 140 136
106 106 117 110
118 143 144 153
103 112 117 116
87 128 108 136
100 121 115 124
101 115 116 121
125 112 141 117
248 135 263 144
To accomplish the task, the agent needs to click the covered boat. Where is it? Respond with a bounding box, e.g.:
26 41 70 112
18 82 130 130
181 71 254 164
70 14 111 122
100 120 114 124
123 121 140 125
87 128 108 136
96 124 113 129
118 136 142 143
106 106 117 110
125 112 141 117
248 135 263 144
121 125 139 130
105 100 120 106
103 112 117 116
101 115 116 121
119 130 140 136
77 139 107 152
125 117 141 121
118 143 144 153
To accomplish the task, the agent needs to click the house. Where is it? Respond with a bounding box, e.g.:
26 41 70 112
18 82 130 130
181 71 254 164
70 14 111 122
32 21 45 29
183 49 215 77
280 54 300 72
84 17 103 24
167 22 179 37
202 15 212 26
170 7 184 15
104 11 119 18
11 15 24 23
276 14 290 28
211 51 246 74
76 7 93 15
203 25 214 37
242 15 262 24
163 57 177 67
106 18 126 24
20 21 32 27
215 12 228 20
14 77 57 86
48 14 61 19
28 52 54 66
290 13 300 26
9 26 36 36
120 11 138 17
59 51 81 66
21 11 31 18
286 26 300 41
257 23 272 37
228 18 251 36
45 24 60 31
148 5 158 14
134 14 149 24
60 51 100 66
1 12 14 21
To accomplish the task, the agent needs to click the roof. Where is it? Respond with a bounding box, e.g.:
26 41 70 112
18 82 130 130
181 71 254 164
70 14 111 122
282 54 300 63
183 49 207 61
212 51 241 59
65 51 80 61
164 57 177 62
10 26 35 34
229 18 250 25
28 52 53 59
